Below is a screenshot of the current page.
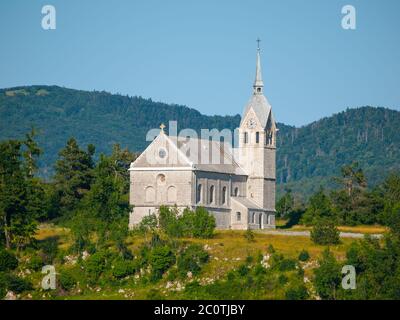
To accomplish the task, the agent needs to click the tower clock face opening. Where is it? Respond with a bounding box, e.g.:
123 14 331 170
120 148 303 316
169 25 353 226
247 118 257 129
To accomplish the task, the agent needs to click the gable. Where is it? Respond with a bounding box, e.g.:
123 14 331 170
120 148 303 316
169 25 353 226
130 133 192 169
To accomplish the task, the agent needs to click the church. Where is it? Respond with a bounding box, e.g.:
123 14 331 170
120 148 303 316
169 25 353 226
129 45 277 230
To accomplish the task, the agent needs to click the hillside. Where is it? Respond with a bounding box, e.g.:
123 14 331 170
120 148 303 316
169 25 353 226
1 85 399 198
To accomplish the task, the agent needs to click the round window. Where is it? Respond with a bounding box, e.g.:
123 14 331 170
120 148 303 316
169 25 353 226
158 148 167 159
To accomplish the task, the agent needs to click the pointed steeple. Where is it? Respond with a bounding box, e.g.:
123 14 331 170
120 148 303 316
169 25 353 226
253 38 264 95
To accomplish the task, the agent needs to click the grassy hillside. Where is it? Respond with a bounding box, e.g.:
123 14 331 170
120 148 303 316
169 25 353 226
1 85 399 198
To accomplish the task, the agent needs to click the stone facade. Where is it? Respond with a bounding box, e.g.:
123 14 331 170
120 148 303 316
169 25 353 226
129 46 277 230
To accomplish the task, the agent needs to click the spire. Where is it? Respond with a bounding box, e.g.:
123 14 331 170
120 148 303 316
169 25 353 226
253 38 264 94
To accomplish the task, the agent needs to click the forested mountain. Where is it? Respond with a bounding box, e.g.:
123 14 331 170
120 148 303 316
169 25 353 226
1 85 399 197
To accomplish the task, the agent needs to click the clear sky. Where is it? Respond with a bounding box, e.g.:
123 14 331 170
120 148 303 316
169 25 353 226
0 0 399 126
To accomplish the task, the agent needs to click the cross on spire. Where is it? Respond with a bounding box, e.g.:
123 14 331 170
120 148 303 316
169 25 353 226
256 38 261 50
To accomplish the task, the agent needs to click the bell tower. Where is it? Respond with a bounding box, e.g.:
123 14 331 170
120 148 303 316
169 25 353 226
238 40 277 212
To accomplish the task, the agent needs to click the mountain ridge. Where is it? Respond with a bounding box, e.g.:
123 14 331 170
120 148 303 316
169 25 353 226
1 85 399 198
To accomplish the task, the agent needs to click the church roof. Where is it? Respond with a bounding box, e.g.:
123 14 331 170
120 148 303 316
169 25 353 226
130 131 247 176
174 136 246 175
240 94 272 128
231 196 264 210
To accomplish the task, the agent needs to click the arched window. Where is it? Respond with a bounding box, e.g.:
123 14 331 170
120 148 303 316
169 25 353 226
222 186 227 205
256 132 260 143
209 185 215 204
244 132 248 144
234 187 239 197
145 186 155 203
236 212 241 221
197 184 202 203
167 186 177 203
157 174 166 185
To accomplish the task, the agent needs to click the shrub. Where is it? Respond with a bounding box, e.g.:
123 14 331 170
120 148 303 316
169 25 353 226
237 264 249 277
59 269 76 291
149 245 175 281
84 250 108 283
112 259 137 279
190 207 216 238
244 228 255 242
6 274 32 293
0 249 18 272
285 284 309 300
313 249 342 299
177 244 209 277
0 273 7 298
278 274 288 286
278 258 297 271
298 250 310 262
158 206 183 238
267 244 275 254
311 219 340 245
28 255 43 271
38 237 59 264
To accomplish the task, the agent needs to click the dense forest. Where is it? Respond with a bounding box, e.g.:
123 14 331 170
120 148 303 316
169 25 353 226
1 85 399 198
1 130 400 300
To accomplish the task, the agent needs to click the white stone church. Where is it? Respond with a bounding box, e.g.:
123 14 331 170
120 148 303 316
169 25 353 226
129 46 277 230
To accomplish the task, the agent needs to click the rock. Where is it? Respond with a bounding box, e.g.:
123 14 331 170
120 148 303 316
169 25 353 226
118 289 125 294
5 291 17 300
187 271 193 279
82 251 90 261
166 281 173 289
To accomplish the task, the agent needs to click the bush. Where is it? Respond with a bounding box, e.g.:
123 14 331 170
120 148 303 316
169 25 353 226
267 244 275 254
158 206 183 238
149 246 175 281
278 274 288 286
38 237 59 264
177 244 209 277
59 269 76 291
157 206 216 239
313 249 341 299
6 274 32 293
298 250 310 262
84 250 108 283
112 259 137 279
28 255 43 271
285 284 309 300
244 228 255 242
0 273 7 298
278 259 297 271
0 249 18 272
311 219 340 245
189 207 216 239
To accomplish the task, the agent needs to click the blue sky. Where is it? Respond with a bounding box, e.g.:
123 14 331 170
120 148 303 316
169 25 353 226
0 0 399 126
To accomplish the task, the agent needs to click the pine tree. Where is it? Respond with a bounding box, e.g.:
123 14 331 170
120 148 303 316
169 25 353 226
53 138 95 215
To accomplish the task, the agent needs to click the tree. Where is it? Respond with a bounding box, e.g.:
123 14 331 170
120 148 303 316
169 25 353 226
0 137 44 249
69 153 131 252
53 138 95 215
181 207 216 239
276 190 294 218
313 249 341 299
301 188 333 225
310 219 340 245
335 162 367 197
